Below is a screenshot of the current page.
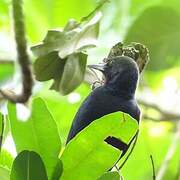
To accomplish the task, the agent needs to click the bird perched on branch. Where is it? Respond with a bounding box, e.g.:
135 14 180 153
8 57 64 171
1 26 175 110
66 56 140 154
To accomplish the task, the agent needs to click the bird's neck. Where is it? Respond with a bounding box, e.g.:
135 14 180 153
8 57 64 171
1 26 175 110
103 78 137 99
103 71 138 99
103 84 135 99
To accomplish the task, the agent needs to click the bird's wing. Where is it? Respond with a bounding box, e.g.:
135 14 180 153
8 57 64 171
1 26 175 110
66 87 139 144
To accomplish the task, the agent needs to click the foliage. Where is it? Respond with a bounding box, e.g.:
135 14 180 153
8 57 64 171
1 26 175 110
61 112 138 180
7 98 137 179
8 98 61 179
0 0 180 180
10 150 48 180
31 12 101 95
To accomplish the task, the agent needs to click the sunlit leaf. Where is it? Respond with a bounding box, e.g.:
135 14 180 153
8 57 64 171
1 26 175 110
60 112 138 180
8 98 61 179
38 83 90 145
10 150 48 180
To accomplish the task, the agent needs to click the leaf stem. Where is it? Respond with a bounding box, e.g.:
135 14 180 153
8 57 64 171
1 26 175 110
81 0 110 22
0 114 4 154
150 155 156 180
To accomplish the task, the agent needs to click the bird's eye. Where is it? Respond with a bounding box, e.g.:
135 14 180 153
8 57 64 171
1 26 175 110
103 58 113 66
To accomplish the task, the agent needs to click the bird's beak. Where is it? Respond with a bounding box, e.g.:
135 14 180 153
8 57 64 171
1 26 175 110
87 64 107 73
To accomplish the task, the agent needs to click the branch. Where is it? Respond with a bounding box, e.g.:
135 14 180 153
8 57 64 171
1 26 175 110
142 114 179 122
0 0 33 103
0 59 14 65
138 98 180 122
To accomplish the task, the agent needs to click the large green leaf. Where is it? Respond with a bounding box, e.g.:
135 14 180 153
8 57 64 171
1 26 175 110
38 83 90 145
51 52 87 95
0 167 10 180
8 98 61 179
60 112 138 180
31 12 101 58
125 6 180 71
10 150 48 180
98 171 120 180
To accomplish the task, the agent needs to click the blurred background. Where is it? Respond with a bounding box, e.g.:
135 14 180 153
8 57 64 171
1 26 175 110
0 0 180 179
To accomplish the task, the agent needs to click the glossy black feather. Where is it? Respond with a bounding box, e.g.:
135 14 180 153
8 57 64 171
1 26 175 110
66 56 140 154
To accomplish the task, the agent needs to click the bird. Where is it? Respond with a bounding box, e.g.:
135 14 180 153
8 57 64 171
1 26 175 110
66 56 140 156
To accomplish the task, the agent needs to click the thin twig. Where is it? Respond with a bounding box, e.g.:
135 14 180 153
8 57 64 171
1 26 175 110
81 0 110 22
138 99 180 121
0 0 33 103
0 114 4 154
0 59 14 65
150 155 156 180
142 115 179 122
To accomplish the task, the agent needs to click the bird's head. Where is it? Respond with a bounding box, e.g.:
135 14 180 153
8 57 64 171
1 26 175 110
88 56 139 98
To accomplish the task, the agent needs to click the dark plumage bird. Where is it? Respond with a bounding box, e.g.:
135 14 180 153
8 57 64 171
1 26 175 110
66 56 140 155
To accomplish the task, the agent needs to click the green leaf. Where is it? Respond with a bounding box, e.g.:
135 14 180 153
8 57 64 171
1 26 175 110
34 51 87 95
98 171 120 180
8 98 61 179
0 149 13 170
55 52 87 95
31 12 101 58
51 159 63 180
43 30 64 43
39 83 90 145
10 150 48 180
34 51 66 81
60 112 138 180
0 167 10 180
59 12 101 58
125 6 180 71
